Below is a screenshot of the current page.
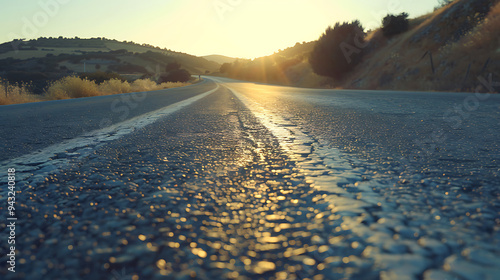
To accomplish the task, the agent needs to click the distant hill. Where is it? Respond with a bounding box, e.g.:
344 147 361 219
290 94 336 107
0 37 220 93
202 55 238 65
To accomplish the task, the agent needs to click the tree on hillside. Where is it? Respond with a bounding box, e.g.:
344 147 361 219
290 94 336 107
382 13 410 37
309 21 366 80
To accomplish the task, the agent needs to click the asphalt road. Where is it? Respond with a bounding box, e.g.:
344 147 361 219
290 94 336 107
0 80 217 162
1 77 499 280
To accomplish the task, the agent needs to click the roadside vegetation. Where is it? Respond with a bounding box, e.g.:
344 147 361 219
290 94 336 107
381 13 410 37
217 0 499 92
0 76 191 105
309 21 366 81
0 36 217 104
0 79 41 105
1 56 195 105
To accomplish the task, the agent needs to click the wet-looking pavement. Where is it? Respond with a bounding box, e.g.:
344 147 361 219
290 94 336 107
1 79 499 280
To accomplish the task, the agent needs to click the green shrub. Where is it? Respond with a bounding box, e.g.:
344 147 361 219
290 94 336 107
107 64 148 74
382 13 410 37
309 21 366 80
159 69 191 83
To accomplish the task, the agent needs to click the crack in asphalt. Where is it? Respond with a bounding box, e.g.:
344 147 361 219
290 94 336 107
0 85 220 191
1 83 499 280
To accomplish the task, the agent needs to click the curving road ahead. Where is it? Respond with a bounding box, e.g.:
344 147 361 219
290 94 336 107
1 77 499 280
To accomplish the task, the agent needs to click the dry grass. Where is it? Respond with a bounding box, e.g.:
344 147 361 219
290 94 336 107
46 76 101 99
0 79 43 105
1 76 192 105
287 60 330 88
456 2 500 52
433 1 500 91
47 76 191 99
336 0 500 92
98 79 132 95
132 79 189 92
98 78 190 95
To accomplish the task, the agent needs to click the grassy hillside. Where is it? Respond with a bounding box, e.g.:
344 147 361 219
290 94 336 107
202 55 238 65
344 0 500 92
218 0 500 92
0 37 219 94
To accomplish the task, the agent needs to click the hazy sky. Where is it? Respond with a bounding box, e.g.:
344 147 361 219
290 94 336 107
1 0 439 58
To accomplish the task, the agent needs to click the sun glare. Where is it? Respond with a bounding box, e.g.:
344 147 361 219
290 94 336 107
1 0 439 58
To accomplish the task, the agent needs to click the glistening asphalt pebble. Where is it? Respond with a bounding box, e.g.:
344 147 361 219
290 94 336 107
1 87 499 280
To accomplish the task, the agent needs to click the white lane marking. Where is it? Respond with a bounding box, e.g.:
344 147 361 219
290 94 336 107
0 85 219 187
219 81 394 214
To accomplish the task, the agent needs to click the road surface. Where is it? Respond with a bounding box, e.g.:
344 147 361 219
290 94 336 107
1 77 499 279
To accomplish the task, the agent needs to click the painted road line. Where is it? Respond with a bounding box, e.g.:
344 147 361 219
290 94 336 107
222 81 396 215
0 85 220 189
